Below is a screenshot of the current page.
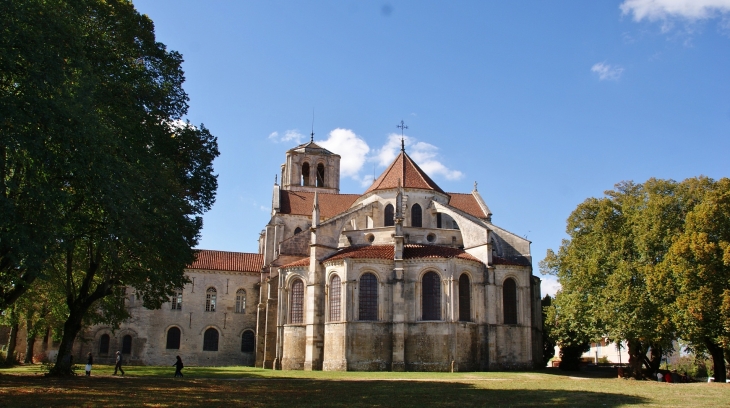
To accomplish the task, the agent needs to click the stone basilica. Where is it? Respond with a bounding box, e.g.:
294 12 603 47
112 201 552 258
75 137 543 371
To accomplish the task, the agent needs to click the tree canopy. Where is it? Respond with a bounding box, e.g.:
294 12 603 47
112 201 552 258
1 0 219 374
542 177 729 380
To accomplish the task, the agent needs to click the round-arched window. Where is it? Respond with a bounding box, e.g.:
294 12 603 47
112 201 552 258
203 328 219 351
359 273 378 321
241 330 255 353
384 204 394 227
503 278 517 325
122 335 132 354
329 275 341 322
411 204 422 227
422 271 441 320
290 279 304 324
166 327 181 350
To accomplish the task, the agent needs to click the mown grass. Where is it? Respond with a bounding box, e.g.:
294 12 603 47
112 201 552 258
1 365 729 407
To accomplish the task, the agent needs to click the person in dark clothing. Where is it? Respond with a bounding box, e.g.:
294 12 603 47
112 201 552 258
114 351 124 376
173 355 184 378
85 352 93 376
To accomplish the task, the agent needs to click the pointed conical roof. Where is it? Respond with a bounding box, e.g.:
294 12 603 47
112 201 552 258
364 151 445 194
288 140 335 155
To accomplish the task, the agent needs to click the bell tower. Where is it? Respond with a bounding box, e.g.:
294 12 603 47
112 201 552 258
280 138 340 194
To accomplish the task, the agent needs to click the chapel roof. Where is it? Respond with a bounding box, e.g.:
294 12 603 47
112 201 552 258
189 250 263 272
279 257 311 269
364 151 446 195
324 244 481 263
447 192 488 219
279 190 360 218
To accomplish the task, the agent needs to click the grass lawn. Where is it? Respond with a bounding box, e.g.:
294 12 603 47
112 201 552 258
1 365 728 407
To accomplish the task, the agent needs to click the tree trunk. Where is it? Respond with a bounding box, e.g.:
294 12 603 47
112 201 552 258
706 338 727 383
5 321 19 365
627 340 644 380
647 344 663 373
49 307 86 375
24 317 36 364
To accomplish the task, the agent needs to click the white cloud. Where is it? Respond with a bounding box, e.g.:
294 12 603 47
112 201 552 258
591 62 624 81
268 129 305 144
371 134 463 181
316 128 370 179
621 0 730 21
540 277 562 298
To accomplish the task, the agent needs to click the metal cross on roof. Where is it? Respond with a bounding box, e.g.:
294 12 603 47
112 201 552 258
397 120 408 151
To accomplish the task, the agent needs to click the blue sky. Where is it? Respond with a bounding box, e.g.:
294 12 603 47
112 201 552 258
132 0 730 296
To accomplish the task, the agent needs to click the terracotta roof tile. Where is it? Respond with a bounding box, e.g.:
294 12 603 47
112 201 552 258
280 257 310 268
324 244 482 263
325 245 394 261
364 152 445 194
448 193 487 219
404 244 482 262
279 191 359 218
189 250 263 272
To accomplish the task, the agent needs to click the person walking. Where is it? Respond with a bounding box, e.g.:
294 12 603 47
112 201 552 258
85 352 93 376
113 351 125 376
173 356 184 378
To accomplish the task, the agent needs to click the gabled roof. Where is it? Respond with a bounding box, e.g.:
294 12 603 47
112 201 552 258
189 250 263 272
364 151 445 194
279 191 359 218
448 192 488 219
324 244 481 263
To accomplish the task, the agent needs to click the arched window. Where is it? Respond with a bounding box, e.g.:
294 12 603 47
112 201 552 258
99 334 110 354
422 271 441 320
241 330 255 353
316 163 325 187
384 204 394 227
503 278 517 324
411 204 422 227
359 273 378 321
459 274 471 322
205 287 216 312
122 335 132 354
301 162 310 186
235 289 246 314
329 275 341 322
166 327 181 349
203 328 219 351
294 227 302 235
290 279 304 324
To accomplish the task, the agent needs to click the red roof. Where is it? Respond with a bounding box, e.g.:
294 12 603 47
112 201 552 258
364 151 445 194
279 191 359 218
280 257 311 268
448 193 488 219
324 244 481 263
189 250 263 272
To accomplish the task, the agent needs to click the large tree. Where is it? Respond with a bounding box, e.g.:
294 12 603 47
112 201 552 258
663 178 730 382
1 0 219 375
542 179 709 378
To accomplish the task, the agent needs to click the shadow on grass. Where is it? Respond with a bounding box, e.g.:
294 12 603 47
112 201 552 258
0 375 648 407
539 366 620 379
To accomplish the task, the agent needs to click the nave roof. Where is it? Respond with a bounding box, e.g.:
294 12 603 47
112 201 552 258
189 249 263 272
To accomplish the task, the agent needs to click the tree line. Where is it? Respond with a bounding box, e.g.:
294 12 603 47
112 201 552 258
541 177 730 382
1 0 218 375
